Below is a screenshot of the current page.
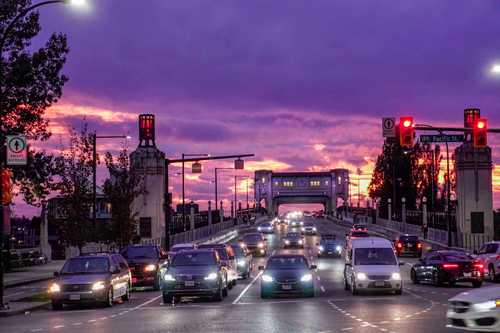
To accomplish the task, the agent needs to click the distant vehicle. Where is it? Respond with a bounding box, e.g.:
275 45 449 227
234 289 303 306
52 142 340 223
283 232 304 249
344 237 403 295
313 211 325 219
347 230 370 239
257 222 274 234
394 235 422 258
259 254 316 298
240 233 267 257
303 211 313 217
161 249 228 303
197 244 238 287
301 222 317 235
352 224 368 232
446 285 500 332
170 243 197 256
317 234 343 257
230 242 252 279
411 250 484 288
48 253 131 310
474 241 500 282
120 245 169 290
289 220 304 228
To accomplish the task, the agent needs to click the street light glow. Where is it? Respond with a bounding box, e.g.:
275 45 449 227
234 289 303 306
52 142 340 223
67 0 87 6
491 64 500 74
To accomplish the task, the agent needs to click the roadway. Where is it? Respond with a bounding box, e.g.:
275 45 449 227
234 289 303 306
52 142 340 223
0 217 489 333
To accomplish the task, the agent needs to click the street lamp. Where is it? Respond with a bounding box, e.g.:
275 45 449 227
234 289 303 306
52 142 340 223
181 153 209 231
92 134 130 229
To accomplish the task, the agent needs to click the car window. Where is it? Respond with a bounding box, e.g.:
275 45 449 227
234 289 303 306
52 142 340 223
478 245 487 255
61 257 110 274
486 244 499 254
120 246 158 259
231 245 245 257
400 236 418 242
112 254 128 270
442 253 472 262
426 254 441 263
266 256 308 270
354 248 397 265
172 252 216 266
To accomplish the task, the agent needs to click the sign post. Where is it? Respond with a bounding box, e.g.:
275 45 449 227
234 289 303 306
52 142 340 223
6 135 27 166
382 117 396 138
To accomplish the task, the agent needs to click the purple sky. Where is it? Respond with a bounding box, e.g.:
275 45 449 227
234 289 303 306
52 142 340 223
13 0 500 216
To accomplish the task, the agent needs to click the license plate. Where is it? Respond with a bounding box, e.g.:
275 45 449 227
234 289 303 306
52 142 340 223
185 281 195 287
69 294 80 301
282 284 292 290
463 272 471 278
374 281 385 287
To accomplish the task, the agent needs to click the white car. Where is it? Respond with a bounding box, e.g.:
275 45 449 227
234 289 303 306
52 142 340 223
447 285 500 332
475 242 500 282
344 237 403 295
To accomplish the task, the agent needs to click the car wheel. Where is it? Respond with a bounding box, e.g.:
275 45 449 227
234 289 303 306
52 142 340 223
153 273 161 291
344 276 350 291
222 284 228 297
472 281 483 288
410 269 419 284
303 290 315 298
51 300 63 310
228 278 233 290
232 279 237 287
122 284 131 302
105 288 114 307
489 265 498 283
432 271 443 287
162 293 173 304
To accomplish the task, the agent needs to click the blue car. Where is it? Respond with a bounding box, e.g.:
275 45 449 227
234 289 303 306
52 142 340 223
317 234 343 257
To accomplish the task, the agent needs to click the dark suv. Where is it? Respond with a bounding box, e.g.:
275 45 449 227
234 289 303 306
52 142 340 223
161 249 228 303
48 253 131 309
394 235 422 258
120 245 169 290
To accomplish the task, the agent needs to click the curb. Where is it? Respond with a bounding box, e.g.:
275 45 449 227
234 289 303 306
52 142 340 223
0 302 50 317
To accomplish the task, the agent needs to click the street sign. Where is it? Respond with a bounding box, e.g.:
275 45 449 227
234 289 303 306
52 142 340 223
419 134 465 143
382 117 396 137
6 135 27 166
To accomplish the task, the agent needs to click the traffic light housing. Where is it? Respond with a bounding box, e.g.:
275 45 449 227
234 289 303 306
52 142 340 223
399 117 414 148
1 168 13 205
473 118 488 148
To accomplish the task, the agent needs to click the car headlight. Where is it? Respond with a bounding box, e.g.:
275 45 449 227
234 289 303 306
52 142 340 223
298 240 303 245
301 274 313 282
472 300 500 312
48 283 61 293
237 259 246 267
262 274 274 282
144 264 156 272
239 242 246 248
257 227 262 231
258 242 264 248
300 222 304 225
391 272 401 280
301 228 305 232
285 240 290 245
318 246 324 251
356 273 368 281
336 245 342 252
92 281 106 291
204 272 218 280
163 273 176 281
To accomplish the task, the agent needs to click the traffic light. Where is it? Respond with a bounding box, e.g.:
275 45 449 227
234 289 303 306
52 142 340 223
473 118 488 148
1 169 13 205
399 117 414 148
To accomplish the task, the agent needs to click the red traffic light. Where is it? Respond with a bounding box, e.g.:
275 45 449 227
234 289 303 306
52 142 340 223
473 118 488 148
399 117 414 148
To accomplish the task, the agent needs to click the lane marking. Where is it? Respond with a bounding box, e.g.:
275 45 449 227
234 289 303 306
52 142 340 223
232 271 263 304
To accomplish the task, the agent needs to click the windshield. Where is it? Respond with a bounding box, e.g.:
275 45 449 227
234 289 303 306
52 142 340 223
172 252 216 266
231 245 245 257
243 234 262 243
171 246 193 252
198 246 228 260
400 236 418 242
266 256 308 270
121 246 158 259
260 223 271 227
61 257 109 274
354 248 397 265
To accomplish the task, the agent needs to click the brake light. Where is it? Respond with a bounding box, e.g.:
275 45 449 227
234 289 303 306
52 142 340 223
496 255 500 261
396 242 403 249
442 263 459 269
417 242 422 249
473 262 484 272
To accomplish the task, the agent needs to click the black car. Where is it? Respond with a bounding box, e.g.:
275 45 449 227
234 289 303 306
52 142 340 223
394 234 423 258
197 244 238 287
48 253 131 309
161 249 229 303
120 245 169 290
259 254 316 298
230 242 252 279
283 232 304 249
240 233 267 257
410 251 484 287
317 234 343 257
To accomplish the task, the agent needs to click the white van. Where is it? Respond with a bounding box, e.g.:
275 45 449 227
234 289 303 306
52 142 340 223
344 237 403 295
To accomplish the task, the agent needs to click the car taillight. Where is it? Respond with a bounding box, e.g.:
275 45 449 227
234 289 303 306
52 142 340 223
442 263 459 269
473 262 484 272
417 242 422 249
496 255 500 261
396 242 403 249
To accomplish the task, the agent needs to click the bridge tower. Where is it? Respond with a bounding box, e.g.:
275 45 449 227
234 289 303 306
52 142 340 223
331 168 350 211
130 114 166 242
454 108 494 248
255 170 273 215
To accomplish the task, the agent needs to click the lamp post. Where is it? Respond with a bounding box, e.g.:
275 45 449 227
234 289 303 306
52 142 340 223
181 153 209 231
92 134 130 230
214 167 234 217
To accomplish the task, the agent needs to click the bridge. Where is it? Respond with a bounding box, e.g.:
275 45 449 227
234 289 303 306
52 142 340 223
254 169 350 216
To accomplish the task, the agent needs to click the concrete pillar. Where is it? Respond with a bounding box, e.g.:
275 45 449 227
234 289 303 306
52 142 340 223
388 199 392 222
40 201 52 261
208 201 212 234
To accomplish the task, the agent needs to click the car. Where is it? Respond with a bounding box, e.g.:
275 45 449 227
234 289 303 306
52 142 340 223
120 245 169 290
344 237 403 295
313 211 325 219
240 233 267 257
446 285 500 332
317 234 343 257
197 243 238 287
283 232 304 249
257 222 274 234
394 234 423 258
170 243 197 256
411 250 484 288
352 224 368 232
161 249 229 303
230 242 252 279
474 241 500 282
303 211 313 218
301 222 317 235
259 254 316 298
289 220 304 228
48 253 131 310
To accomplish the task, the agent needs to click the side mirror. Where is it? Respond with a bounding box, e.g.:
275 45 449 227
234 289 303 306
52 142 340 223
310 265 317 270
53 271 60 277
258 265 265 270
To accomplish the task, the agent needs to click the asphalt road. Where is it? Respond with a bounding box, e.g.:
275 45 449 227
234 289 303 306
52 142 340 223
0 217 492 333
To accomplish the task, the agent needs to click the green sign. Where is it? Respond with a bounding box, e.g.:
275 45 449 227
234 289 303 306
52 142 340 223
419 134 465 143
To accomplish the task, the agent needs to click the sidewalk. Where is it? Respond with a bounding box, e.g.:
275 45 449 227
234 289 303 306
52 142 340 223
5 260 65 288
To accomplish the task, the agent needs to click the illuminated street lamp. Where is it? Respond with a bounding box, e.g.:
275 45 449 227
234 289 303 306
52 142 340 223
490 64 500 75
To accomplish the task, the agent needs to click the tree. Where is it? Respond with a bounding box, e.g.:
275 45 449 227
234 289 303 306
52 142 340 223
1 0 69 205
103 150 143 248
53 125 93 253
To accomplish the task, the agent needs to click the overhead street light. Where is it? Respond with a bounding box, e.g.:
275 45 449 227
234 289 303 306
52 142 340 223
490 64 500 74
